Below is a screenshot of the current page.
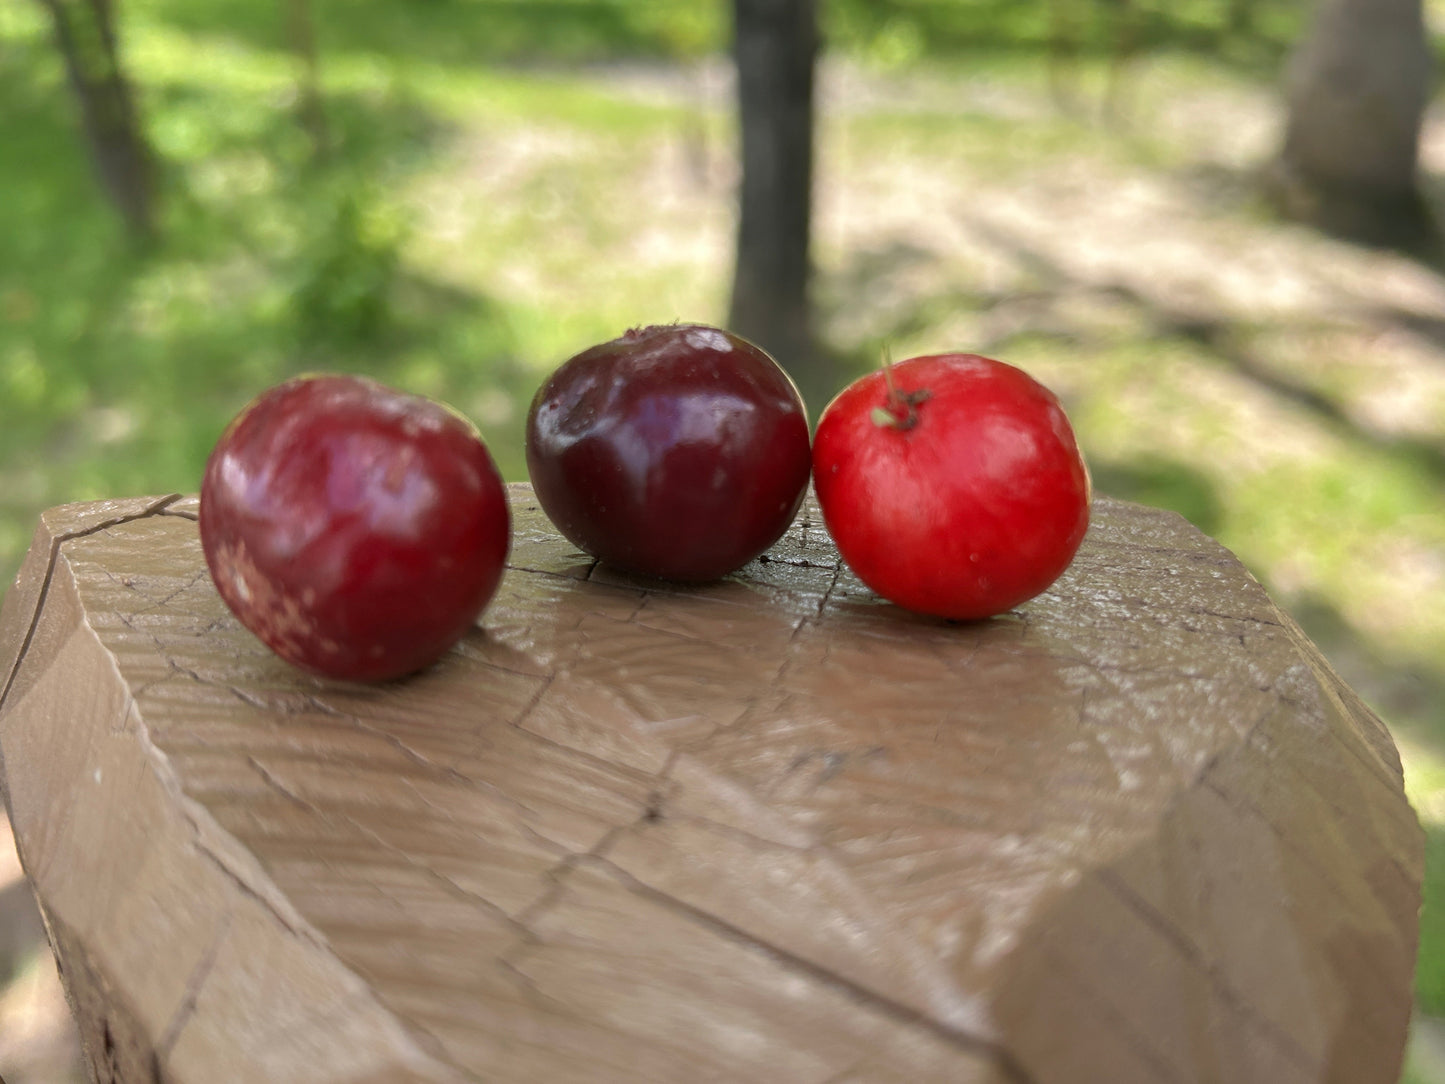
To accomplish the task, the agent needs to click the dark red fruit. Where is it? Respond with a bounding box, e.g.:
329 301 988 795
200 374 511 681
525 324 811 581
812 353 1090 620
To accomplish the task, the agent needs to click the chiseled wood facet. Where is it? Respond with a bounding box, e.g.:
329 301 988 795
0 486 1422 1084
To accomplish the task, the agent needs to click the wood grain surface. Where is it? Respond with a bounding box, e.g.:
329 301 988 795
0 486 1423 1083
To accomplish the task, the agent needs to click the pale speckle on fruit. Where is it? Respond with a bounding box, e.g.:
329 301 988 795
385 450 412 490
684 327 732 353
214 538 322 665
202 373 511 681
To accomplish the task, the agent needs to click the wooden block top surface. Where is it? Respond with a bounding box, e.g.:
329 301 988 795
0 485 1422 1084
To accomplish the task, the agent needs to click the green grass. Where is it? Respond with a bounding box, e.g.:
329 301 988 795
0 1 723 568
825 0 1306 71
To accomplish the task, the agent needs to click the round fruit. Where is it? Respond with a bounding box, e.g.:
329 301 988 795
200 374 511 681
812 353 1090 620
525 324 812 581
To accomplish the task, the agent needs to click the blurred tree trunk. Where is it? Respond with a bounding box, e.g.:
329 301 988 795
1227 0 1256 35
285 0 329 161
38 0 158 241
728 0 828 410
1045 0 1084 112
1270 0 1437 251
1101 0 1142 124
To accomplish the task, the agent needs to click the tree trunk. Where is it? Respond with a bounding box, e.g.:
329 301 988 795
1045 0 1084 113
1270 0 1437 251
1227 0 1256 36
39 0 158 241
728 0 827 412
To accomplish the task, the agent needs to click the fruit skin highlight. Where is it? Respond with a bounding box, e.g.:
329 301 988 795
200 373 511 682
812 353 1090 620
525 324 812 581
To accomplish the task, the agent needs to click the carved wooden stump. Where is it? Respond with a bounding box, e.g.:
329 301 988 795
0 486 1422 1084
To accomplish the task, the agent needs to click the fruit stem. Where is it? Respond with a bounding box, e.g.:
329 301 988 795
881 342 897 398
871 346 931 431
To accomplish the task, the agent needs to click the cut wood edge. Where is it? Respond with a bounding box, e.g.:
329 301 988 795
1 515 472 1084
0 493 1424 1084
0 496 186 722
990 605 1422 1084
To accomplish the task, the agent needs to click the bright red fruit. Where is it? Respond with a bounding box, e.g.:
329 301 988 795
200 374 511 681
812 353 1090 620
525 324 812 581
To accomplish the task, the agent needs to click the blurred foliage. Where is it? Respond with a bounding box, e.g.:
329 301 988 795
290 180 406 345
826 0 1307 72
111 0 1315 70
1088 457 1225 535
134 0 728 63
1422 828 1445 1015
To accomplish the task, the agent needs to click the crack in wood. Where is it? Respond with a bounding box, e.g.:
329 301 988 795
510 821 636 934
129 671 185 702
512 710 663 786
502 563 595 581
494 742 1031 1077
156 834 474 1076
1224 733 1422 924
248 753 542 940
505 672 556 733
587 853 1038 1084
143 570 212 615
1095 866 1317 1074
494 954 586 1020
126 620 589 865
1030 942 1192 1082
191 761 491 1081
154 910 233 1065
113 614 217 695
1315 689 1412 795
393 774 569 860
1195 775 1399 957
1185 607 1285 629
0 494 185 714
509 750 688 932
667 805 822 855
182 824 310 947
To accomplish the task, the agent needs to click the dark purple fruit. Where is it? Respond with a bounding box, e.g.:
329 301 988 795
525 324 811 581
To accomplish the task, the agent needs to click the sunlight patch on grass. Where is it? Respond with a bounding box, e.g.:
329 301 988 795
1403 739 1445 827
0 1 45 42
401 120 733 376
126 19 691 139
129 24 299 98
